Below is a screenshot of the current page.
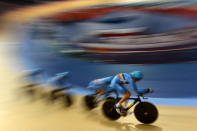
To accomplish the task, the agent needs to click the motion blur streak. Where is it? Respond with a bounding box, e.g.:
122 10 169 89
38 1 197 64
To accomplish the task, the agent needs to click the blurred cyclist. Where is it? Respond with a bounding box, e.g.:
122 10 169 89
109 71 152 116
22 68 45 89
87 76 113 102
47 72 72 99
22 69 71 97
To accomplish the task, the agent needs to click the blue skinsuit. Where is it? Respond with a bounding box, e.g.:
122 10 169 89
24 68 45 85
48 72 71 89
87 76 113 91
109 73 147 94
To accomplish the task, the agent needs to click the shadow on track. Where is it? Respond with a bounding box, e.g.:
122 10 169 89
136 124 162 131
85 109 162 131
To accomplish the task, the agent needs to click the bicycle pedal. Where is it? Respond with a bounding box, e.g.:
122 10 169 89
115 107 128 116
122 112 128 117
128 111 133 115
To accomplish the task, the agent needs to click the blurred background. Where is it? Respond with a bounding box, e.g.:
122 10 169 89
1 0 197 97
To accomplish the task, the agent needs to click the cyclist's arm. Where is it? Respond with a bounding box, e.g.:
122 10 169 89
132 81 150 94
109 76 118 88
132 81 138 92
87 81 95 88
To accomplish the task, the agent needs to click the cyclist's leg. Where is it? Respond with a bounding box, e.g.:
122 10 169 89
51 87 67 96
96 88 105 95
94 85 107 102
100 83 113 97
117 91 131 108
114 84 131 115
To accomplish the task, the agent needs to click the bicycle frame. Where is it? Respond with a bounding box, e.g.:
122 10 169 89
100 90 149 111
126 95 143 110
112 94 147 111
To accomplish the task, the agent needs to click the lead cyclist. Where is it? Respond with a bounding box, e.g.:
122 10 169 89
108 71 152 116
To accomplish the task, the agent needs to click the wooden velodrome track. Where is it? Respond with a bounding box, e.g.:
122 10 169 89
0 0 197 131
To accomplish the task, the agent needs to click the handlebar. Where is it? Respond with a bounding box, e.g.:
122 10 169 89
127 88 154 100
136 88 153 96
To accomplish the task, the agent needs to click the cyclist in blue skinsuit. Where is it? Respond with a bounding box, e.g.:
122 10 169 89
23 69 71 98
47 72 72 99
23 68 45 88
87 76 113 102
109 71 152 116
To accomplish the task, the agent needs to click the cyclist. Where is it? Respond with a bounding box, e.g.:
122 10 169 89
22 69 71 98
22 68 45 88
109 71 152 116
47 72 72 99
87 76 113 102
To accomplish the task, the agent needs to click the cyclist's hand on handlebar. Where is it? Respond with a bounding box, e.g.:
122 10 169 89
147 88 153 93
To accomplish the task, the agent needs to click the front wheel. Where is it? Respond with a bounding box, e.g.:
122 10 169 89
102 99 121 120
134 102 158 124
